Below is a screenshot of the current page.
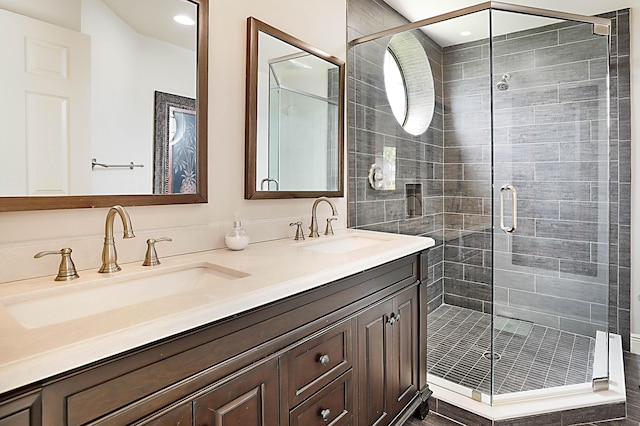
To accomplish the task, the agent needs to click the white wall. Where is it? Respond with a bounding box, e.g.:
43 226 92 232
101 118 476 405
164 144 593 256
0 0 347 284
83 0 196 194
0 0 80 30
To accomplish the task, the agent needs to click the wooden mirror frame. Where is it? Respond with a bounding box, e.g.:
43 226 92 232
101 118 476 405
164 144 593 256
0 0 208 212
244 17 345 200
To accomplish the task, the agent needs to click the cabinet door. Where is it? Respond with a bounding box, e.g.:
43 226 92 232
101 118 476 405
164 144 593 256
138 402 192 425
357 299 393 426
357 286 419 426
193 358 279 426
389 287 419 415
0 391 40 426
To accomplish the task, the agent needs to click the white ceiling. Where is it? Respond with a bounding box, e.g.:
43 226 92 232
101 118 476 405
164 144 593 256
102 0 196 50
381 0 635 46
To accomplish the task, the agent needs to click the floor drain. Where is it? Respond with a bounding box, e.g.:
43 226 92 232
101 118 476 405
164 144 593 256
482 351 501 360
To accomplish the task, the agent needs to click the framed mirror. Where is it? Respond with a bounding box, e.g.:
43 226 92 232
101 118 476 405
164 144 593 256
0 0 208 212
245 17 344 199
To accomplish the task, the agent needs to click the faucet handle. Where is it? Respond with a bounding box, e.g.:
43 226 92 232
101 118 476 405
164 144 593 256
143 237 172 266
289 222 305 241
34 248 80 281
324 217 337 236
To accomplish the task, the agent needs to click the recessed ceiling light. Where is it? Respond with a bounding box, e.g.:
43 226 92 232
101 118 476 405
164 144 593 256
173 15 195 26
460 30 472 36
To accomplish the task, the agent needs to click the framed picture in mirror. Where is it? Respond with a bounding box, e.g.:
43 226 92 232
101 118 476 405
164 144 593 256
153 91 197 195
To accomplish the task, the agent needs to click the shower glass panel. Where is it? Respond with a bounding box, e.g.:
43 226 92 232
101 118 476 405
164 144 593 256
349 1 611 406
490 9 610 399
267 57 339 191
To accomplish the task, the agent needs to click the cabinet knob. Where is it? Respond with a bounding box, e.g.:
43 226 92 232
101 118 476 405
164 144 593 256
387 313 400 325
318 354 330 366
320 408 331 422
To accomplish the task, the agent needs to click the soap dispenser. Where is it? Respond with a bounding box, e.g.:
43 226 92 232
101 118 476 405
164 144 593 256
225 213 250 251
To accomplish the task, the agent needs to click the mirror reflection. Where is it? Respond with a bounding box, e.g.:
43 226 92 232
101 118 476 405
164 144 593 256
0 0 200 198
245 17 344 199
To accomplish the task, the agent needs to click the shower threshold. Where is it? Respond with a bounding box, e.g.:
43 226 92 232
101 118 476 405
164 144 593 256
426 332 626 422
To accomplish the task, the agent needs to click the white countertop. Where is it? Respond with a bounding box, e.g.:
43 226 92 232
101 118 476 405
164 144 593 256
0 229 434 395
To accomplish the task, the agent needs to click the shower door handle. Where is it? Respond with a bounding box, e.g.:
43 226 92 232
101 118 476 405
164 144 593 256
499 184 517 234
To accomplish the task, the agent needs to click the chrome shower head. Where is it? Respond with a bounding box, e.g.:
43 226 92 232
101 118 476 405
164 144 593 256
496 73 511 91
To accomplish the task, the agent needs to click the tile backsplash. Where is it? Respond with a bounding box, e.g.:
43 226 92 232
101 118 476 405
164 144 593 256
0 216 316 284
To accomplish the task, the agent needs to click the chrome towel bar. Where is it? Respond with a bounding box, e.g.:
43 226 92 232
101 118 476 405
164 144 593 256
91 158 144 170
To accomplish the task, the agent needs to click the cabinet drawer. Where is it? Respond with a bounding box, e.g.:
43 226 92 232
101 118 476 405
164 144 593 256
289 370 353 426
285 320 353 408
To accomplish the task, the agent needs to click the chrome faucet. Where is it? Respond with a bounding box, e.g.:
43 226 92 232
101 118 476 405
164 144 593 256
309 197 338 238
98 205 135 273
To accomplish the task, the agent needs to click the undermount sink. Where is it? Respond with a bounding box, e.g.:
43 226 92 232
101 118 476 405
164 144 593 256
3 262 249 329
301 234 389 254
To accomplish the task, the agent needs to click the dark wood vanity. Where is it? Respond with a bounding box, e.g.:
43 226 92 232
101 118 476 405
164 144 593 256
0 251 430 425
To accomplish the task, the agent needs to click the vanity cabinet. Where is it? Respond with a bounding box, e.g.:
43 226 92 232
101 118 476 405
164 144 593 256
0 252 429 426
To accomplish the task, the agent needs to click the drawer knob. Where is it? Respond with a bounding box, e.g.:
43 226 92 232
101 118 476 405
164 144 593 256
320 408 331 421
318 354 330 366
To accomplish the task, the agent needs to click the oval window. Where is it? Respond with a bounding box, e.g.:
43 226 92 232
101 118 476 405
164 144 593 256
383 32 435 136
383 49 408 127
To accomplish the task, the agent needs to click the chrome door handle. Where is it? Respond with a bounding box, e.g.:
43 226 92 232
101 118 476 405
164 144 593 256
499 184 517 234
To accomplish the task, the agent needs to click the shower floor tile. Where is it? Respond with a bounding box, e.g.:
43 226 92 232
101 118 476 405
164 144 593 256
427 304 596 395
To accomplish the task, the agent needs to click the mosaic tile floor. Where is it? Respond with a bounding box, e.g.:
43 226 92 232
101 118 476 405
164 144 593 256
427 304 596 395
406 350 640 426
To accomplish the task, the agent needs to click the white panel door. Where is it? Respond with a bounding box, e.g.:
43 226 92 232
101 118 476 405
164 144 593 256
0 8 90 195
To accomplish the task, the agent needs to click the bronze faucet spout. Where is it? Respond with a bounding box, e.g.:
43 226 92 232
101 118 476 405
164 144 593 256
309 197 338 238
98 205 135 273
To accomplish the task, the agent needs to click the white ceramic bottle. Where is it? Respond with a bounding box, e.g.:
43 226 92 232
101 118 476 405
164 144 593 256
225 213 250 251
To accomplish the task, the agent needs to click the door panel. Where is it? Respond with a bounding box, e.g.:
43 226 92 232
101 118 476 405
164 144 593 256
392 288 418 412
357 300 391 426
194 358 279 426
0 9 90 195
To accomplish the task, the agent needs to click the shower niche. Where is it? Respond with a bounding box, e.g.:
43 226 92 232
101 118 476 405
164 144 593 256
405 184 422 218
349 1 623 420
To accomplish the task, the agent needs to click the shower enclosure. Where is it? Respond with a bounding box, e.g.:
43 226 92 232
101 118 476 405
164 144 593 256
262 53 340 192
349 2 611 405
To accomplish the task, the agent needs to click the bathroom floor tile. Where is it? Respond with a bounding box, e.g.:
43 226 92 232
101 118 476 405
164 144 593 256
427 304 596 394
408 350 640 426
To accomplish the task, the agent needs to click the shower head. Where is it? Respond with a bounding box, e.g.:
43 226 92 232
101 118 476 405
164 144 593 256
496 73 511 91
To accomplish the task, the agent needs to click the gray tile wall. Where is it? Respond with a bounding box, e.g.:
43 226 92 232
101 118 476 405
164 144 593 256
347 0 445 313
347 3 632 349
444 18 612 339
607 10 632 350
441 32 493 317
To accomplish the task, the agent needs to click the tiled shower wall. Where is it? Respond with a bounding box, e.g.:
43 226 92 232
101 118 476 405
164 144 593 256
608 9 632 350
347 0 446 317
444 19 611 339
347 3 632 349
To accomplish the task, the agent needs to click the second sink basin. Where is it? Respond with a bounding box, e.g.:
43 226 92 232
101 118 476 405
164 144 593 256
301 234 389 254
3 262 249 329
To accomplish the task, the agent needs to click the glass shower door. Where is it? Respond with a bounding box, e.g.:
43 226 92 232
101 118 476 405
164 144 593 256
490 9 610 398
